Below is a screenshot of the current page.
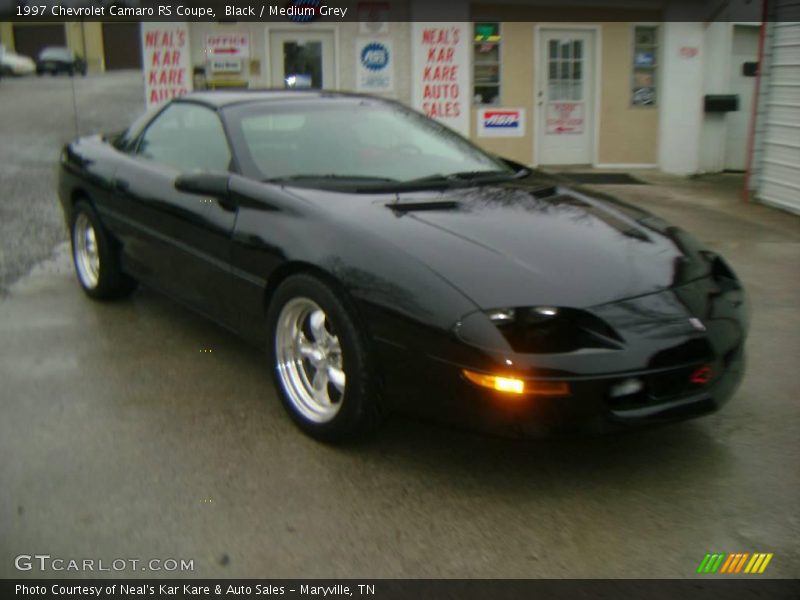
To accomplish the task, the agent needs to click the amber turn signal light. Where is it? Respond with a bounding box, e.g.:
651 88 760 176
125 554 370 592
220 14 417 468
462 369 570 396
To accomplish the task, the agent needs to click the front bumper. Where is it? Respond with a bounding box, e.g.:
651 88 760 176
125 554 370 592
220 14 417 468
378 343 744 437
373 274 748 438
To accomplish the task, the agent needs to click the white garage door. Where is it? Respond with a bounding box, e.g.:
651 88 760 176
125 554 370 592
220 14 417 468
757 15 800 213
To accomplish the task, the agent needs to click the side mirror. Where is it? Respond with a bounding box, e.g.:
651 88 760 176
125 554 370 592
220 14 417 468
174 171 230 197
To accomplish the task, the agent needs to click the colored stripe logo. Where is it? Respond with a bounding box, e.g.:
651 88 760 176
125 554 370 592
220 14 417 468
697 553 773 574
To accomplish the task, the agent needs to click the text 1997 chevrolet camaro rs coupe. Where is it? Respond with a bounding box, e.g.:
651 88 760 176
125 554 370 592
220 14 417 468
58 91 748 441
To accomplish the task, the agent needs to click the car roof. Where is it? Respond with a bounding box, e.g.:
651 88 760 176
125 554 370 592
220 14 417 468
177 89 385 109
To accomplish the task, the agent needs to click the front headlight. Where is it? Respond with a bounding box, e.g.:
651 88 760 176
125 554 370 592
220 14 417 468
455 306 623 354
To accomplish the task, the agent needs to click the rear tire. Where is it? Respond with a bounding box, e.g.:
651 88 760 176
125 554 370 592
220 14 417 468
70 200 137 300
266 274 382 442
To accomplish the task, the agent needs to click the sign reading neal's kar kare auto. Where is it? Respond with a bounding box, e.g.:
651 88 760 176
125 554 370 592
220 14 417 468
412 23 470 136
141 23 192 108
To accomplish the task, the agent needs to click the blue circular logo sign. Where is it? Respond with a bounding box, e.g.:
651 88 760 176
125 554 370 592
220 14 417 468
361 43 389 71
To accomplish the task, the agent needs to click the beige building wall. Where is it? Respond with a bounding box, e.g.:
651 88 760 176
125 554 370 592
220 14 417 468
469 22 535 165
65 22 108 72
597 22 659 165
82 22 105 73
0 22 14 50
466 12 661 166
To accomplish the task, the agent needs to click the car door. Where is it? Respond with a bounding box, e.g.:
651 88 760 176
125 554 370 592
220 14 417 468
110 101 238 327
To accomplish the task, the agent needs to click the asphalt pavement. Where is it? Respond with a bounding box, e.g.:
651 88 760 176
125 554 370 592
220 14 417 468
0 71 145 293
0 73 798 579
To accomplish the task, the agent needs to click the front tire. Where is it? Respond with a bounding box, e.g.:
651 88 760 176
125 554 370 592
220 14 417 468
70 201 137 300
266 274 382 442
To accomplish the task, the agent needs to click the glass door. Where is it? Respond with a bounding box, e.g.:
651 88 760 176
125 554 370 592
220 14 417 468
269 31 335 90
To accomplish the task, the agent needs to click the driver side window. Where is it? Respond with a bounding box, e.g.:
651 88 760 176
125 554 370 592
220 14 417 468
137 103 232 173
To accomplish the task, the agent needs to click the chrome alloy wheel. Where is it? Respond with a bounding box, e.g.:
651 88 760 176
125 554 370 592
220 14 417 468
73 213 100 289
275 298 346 423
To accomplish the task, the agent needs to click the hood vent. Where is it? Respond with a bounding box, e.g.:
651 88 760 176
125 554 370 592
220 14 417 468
528 185 560 199
545 193 590 206
386 200 460 213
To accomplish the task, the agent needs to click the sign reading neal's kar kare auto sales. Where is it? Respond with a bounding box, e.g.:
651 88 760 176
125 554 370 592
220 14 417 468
412 23 470 136
477 108 526 138
356 39 394 92
141 22 192 108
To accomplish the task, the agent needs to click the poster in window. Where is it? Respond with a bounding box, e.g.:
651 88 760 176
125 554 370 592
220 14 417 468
634 71 654 87
634 51 655 67
632 87 656 106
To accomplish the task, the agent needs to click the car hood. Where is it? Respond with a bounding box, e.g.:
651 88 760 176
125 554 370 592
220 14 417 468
293 179 711 310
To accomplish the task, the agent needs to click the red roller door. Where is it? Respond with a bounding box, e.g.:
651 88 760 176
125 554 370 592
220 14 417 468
102 23 142 71
13 24 66 60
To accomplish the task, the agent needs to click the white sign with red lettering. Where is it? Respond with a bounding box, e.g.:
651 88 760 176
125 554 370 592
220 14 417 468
546 102 585 135
411 23 470 136
141 22 192 108
205 33 250 60
477 108 526 137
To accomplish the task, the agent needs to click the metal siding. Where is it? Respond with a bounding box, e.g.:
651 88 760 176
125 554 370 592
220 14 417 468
756 7 800 213
750 18 775 194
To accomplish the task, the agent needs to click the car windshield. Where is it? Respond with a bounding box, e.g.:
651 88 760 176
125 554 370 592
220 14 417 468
223 98 513 186
39 48 72 61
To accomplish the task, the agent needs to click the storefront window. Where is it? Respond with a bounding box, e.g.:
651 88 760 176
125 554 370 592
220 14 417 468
473 23 501 105
548 38 584 101
632 25 658 107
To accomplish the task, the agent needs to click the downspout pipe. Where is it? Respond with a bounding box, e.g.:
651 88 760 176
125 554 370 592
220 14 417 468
743 0 770 202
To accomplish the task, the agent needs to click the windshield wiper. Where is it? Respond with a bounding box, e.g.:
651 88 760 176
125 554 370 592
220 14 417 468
263 174 398 184
404 169 517 185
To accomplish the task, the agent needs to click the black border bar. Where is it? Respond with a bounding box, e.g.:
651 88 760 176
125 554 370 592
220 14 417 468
2 0 799 22
3 579 800 600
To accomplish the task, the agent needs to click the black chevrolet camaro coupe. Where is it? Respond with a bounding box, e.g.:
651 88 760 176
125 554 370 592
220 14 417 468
58 91 748 441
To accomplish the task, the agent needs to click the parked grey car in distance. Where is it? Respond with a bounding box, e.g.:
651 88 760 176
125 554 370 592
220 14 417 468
36 47 87 76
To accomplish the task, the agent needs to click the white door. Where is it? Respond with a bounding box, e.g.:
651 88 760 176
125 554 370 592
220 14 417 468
269 31 335 89
725 25 760 171
537 29 595 165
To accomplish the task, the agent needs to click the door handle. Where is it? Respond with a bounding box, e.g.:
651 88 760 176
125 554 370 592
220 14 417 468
112 178 130 193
